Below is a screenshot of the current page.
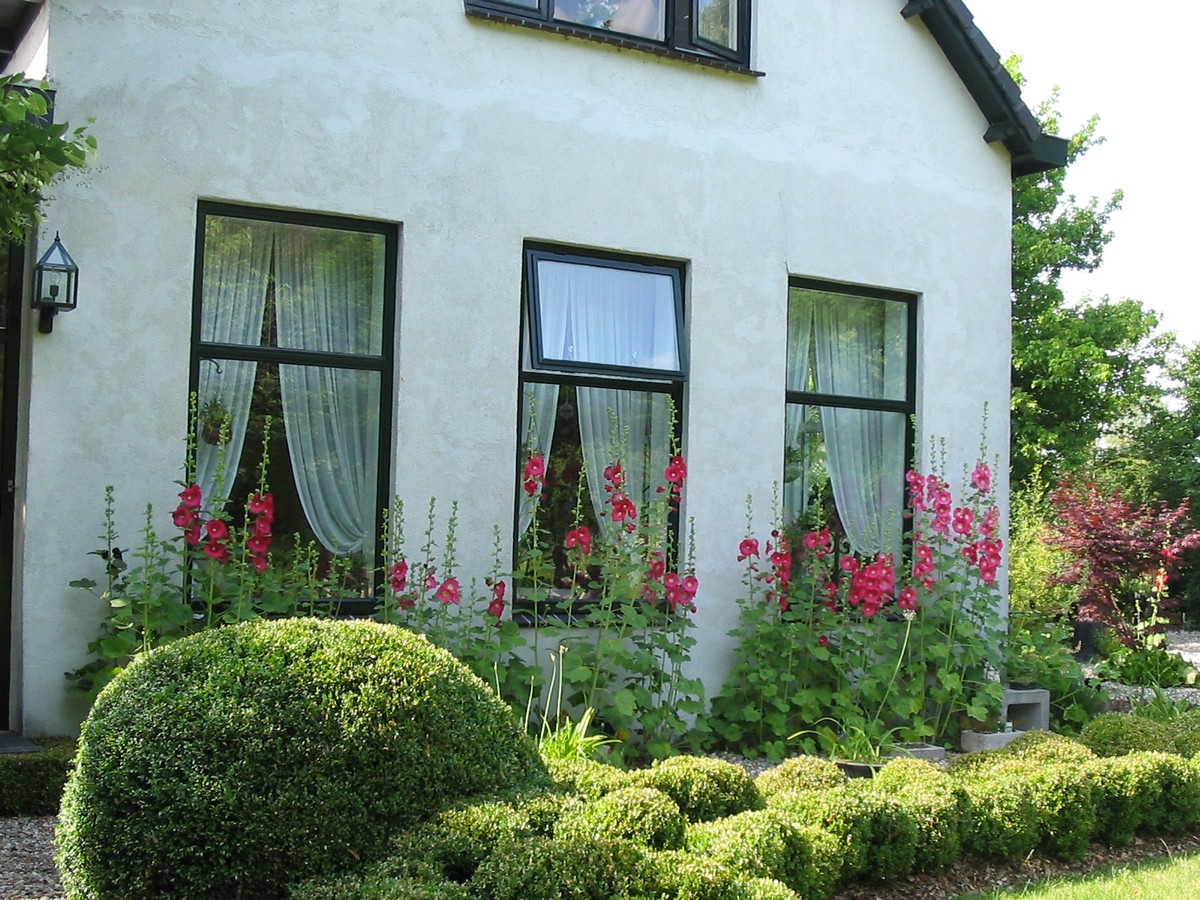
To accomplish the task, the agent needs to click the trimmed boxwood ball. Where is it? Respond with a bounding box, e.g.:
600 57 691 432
754 755 845 797
871 758 966 873
468 834 659 899
556 785 686 849
55 618 547 900
1080 713 1175 757
629 755 764 822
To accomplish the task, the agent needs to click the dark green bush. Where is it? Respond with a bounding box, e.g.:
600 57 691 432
998 730 1097 765
872 758 965 872
753 755 844 797
629 755 764 822
55 618 547 900
1137 751 1200 835
556 785 686 849
686 809 842 900
1087 754 1165 845
652 851 765 900
955 762 1042 861
544 755 630 799
1169 709 1200 758
468 834 659 899
1080 713 1175 757
0 737 75 815
289 871 471 900
766 782 917 883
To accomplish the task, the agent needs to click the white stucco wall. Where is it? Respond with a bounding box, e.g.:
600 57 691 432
14 0 1013 735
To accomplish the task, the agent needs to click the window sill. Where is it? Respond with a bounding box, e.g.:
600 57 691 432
465 8 764 77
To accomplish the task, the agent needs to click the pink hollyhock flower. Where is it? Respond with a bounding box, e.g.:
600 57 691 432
245 534 271 555
424 572 438 592
254 516 273 536
180 483 202 509
839 556 859 573
251 555 269 573
488 580 507 618
738 538 760 560
818 635 829 647
664 455 688 484
682 575 699 596
980 507 1000 537
611 493 637 522
205 519 230 541
203 540 229 564
390 560 409 592
565 526 593 556
971 462 992 494
952 507 975 536
897 586 918 611
435 577 461 605
184 522 203 546
647 556 666 580
172 504 196 528
248 492 275 520
524 455 545 481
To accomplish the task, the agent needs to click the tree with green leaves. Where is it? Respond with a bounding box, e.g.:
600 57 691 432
0 74 96 241
1008 62 1164 488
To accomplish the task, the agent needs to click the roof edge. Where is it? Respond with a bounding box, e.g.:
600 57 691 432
901 0 1068 178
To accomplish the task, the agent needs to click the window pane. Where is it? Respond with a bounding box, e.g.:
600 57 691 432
200 216 387 356
696 0 736 51
784 404 906 560
201 360 380 598
554 0 665 40
789 286 908 402
533 258 681 373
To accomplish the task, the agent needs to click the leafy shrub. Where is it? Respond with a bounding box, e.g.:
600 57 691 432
384 798 534 883
55 618 547 900
872 758 966 872
556 785 686 849
628 755 764 822
766 782 917 882
754 755 844 797
1137 751 1200 835
687 809 843 899
955 762 1042 861
0 737 75 815
1087 754 1165 845
1080 712 1175 757
1095 646 1197 687
1170 709 1200 757
468 834 658 900
1004 613 1106 733
289 871 472 900
998 730 1097 765
544 755 630 800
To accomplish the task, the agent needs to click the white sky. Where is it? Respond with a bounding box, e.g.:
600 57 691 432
966 0 1200 346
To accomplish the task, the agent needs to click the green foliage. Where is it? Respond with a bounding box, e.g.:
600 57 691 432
0 737 76 815
537 707 619 762
686 809 843 900
872 758 966 872
0 75 97 240
1004 613 1107 733
753 755 845 796
998 730 1097 766
55 618 547 900
1087 754 1167 845
467 834 659 900
543 755 630 800
1007 64 1165 486
290 872 472 900
1081 713 1176 757
556 785 687 849
627 755 764 823
651 851 803 900
955 761 1043 861
1094 645 1197 687
709 452 1007 760
1008 485 1079 617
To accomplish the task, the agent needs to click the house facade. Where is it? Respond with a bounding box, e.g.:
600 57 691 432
1 1 1063 736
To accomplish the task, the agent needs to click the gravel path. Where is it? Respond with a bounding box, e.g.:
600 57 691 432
4 631 1200 900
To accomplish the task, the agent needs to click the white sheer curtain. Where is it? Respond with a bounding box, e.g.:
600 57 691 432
196 219 273 505
814 299 906 559
517 383 559 539
784 290 815 522
274 227 381 555
535 260 677 542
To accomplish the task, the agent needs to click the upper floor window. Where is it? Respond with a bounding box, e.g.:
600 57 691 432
784 279 916 563
191 203 397 604
465 0 752 69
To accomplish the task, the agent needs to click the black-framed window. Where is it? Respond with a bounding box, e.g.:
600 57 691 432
516 244 686 612
784 278 916 561
465 0 753 69
190 202 397 606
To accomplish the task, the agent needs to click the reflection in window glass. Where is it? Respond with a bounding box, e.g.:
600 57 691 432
697 0 736 51
554 0 665 41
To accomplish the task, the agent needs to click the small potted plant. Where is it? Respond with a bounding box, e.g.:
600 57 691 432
198 397 231 446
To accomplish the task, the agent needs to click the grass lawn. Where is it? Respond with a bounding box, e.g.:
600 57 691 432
957 851 1200 899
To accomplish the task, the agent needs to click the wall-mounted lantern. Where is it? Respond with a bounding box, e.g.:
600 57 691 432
32 233 78 334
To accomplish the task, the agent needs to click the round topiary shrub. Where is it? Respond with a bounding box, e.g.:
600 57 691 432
872 758 966 872
544 755 630 799
629 755 764 822
56 618 547 899
754 755 845 797
998 730 1097 765
556 785 686 849
1087 754 1165 845
1080 713 1174 757
468 834 659 900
